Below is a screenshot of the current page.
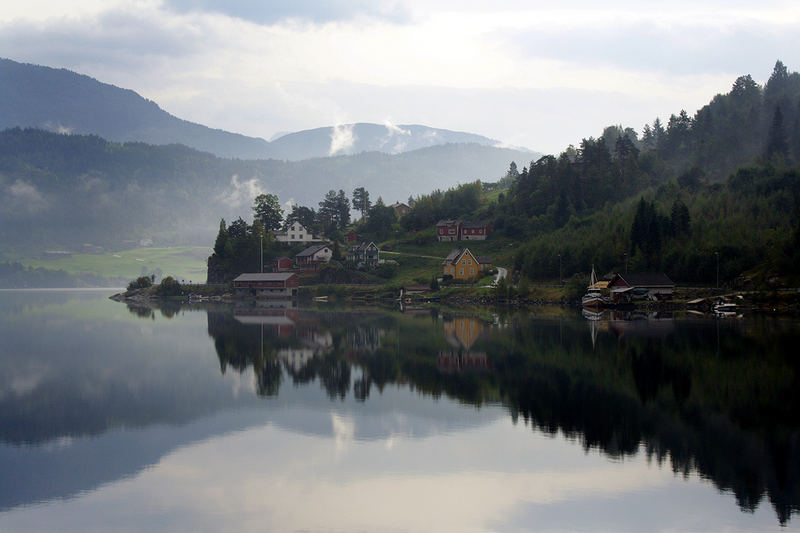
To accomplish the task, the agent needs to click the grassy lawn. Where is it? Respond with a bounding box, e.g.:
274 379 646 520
7 246 210 283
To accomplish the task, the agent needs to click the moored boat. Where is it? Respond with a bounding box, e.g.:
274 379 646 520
582 266 610 308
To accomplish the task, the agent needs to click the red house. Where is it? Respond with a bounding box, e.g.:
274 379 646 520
233 273 299 298
460 221 492 240
436 220 462 242
345 230 359 243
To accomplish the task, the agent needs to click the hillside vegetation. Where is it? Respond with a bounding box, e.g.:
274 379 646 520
392 61 800 287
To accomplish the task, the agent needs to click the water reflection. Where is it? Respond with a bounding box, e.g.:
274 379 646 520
204 304 800 525
1 291 798 528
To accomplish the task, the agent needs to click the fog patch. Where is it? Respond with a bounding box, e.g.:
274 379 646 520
4 179 49 215
44 121 74 135
329 124 355 156
219 174 265 209
381 119 411 153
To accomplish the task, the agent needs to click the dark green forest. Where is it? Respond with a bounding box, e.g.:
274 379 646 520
400 61 800 286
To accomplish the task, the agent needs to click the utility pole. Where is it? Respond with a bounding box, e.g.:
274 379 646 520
558 254 562 284
715 251 719 289
260 234 264 273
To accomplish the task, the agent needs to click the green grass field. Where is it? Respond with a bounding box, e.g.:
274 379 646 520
7 246 210 283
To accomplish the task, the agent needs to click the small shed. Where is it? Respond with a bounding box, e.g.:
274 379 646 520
233 273 299 298
272 256 293 272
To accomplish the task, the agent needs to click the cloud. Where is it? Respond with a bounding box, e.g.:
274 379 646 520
163 0 411 24
219 175 264 209
329 124 356 156
4 179 49 215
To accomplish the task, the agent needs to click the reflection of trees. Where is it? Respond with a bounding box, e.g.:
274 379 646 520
205 308 800 525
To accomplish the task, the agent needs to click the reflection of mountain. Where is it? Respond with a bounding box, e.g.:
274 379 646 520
2 292 799 525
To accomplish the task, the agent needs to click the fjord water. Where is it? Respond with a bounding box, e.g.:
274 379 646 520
0 290 798 532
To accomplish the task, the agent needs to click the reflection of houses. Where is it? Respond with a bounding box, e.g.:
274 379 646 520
274 221 322 245
442 248 492 280
295 244 333 271
609 273 675 302
233 273 299 298
443 316 484 349
346 241 380 268
437 351 489 373
233 308 298 336
347 325 386 354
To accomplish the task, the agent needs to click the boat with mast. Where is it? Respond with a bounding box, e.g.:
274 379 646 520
582 265 610 308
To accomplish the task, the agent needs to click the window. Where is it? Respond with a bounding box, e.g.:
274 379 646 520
290 234 295 239
460 269 464 276
470 268 474 275
467 259 472 265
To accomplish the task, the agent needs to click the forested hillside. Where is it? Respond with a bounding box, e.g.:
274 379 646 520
0 128 528 251
400 61 800 286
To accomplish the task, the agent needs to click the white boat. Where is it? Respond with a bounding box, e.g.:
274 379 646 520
582 266 610 308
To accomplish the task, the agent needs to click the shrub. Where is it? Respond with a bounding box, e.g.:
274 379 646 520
127 276 153 291
156 276 183 297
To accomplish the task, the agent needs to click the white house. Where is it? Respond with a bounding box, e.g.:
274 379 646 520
274 221 322 245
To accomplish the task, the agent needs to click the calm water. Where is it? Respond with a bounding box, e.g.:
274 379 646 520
0 290 798 532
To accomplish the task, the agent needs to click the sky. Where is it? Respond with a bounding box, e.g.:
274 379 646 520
1 0 799 154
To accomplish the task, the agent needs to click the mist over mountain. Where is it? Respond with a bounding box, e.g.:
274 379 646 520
0 128 529 250
0 58 531 161
267 123 513 160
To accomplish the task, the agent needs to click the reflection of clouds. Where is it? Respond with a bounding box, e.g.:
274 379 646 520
0 420 690 533
331 412 355 452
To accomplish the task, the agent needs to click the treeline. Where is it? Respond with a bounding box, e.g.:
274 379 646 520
395 60 800 285
0 261 119 288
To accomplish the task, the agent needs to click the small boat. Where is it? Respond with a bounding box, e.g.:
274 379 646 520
582 266 609 308
713 300 739 316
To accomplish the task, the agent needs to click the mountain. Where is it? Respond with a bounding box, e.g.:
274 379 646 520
0 128 530 251
0 58 535 161
267 123 511 160
0 58 271 160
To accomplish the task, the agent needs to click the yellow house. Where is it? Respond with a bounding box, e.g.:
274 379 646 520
442 248 492 280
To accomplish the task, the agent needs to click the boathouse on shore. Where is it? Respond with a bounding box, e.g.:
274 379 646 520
233 273 299 298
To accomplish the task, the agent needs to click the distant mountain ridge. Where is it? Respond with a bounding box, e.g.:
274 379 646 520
0 58 533 161
0 128 531 250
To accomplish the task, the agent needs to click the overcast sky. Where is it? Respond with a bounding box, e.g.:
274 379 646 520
1 0 799 153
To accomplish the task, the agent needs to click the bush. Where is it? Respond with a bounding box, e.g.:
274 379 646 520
127 276 153 291
156 276 183 297
375 262 398 279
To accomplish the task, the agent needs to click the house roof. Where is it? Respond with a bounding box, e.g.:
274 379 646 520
349 241 378 251
443 248 481 265
476 256 493 265
234 273 297 282
462 221 490 229
296 244 329 257
443 248 464 264
436 219 461 226
612 273 675 288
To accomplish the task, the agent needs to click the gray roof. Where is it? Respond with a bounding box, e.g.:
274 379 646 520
234 273 296 282
461 221 490 229
443 248 464 264
476 256 493 264
296 244 329 257
436 219 461 226
614 273 675 287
